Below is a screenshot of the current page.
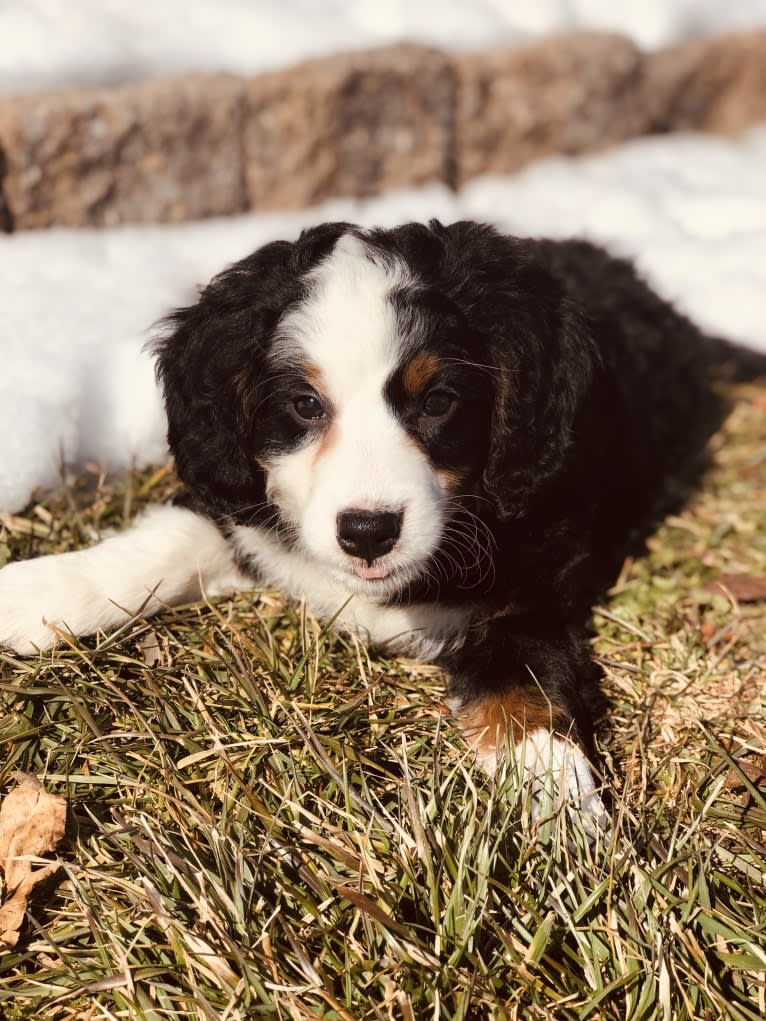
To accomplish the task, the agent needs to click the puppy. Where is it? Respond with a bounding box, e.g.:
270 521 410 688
1 221 763 825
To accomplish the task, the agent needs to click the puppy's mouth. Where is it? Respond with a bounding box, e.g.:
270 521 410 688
335 556 416 592
354 564 391 581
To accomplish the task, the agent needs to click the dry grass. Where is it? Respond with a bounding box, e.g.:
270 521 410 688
0 386 765 1020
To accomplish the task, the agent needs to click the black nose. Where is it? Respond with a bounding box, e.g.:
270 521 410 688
336 510 402 563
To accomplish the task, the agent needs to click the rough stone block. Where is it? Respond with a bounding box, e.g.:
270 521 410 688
0 74 248 229
1 32 764 232
643 31 766 134
454 33 649 186
244 44 456 210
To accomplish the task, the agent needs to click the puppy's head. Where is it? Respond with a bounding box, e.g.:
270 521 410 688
155 221 596 597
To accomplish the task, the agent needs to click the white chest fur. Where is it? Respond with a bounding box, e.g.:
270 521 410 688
231 524 471 661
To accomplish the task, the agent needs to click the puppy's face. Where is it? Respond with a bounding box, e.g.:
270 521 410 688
253 234 491 596
156 220 594 599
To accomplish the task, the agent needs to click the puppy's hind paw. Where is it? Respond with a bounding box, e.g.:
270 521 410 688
517 729 610 839
451 695 609 836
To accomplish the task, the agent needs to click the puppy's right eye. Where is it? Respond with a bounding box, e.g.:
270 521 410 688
421 389 456 420
292 395 326 421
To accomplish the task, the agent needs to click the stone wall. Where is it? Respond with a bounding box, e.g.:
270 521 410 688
0 30 764 231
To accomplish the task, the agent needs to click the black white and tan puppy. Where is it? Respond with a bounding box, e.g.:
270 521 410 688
1 221 764 825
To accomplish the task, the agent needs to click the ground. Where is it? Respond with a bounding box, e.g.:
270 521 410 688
0 385 764 1020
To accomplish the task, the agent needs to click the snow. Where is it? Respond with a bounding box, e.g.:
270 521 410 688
1 0 766 96
1 126 765 513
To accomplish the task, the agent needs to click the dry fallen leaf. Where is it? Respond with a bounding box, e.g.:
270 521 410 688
0 773 66 949
705 574 766 603
139 629 163 668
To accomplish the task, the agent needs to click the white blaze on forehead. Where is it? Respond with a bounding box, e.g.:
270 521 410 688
278 232 409 397
266 229 444 587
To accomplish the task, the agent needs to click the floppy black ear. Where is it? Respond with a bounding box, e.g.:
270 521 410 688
153 223 351 519
153 243 288 519
402 220 600 522
481 264 599 520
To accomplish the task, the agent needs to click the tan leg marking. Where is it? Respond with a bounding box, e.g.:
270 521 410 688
452 691 609 830
453 690 568 770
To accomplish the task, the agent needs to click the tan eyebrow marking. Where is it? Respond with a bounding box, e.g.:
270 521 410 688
304 361 323 385
403 352 440 397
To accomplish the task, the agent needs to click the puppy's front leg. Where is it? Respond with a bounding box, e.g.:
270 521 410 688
442 617 608 828
0 505 252 654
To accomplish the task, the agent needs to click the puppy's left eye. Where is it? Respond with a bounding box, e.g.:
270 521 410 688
421 389 456 420
292 395 326 421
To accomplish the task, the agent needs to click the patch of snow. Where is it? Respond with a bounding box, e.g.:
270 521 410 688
1 126 765 512
1 0 766 95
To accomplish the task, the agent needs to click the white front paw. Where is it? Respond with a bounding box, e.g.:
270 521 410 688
0 555 105 654
0 505 250 656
